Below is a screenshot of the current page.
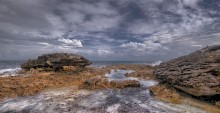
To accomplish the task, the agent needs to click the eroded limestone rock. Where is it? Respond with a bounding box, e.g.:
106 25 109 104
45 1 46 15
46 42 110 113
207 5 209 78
155 45 220 97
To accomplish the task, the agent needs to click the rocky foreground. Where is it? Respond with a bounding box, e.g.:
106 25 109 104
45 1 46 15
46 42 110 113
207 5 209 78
0 46 220 112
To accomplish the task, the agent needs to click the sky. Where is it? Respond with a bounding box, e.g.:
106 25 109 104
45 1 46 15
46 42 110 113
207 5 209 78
0 0 220 61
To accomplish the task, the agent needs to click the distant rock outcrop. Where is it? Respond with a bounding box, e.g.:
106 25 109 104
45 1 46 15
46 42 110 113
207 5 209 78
21 53 91 71
155 45 220 97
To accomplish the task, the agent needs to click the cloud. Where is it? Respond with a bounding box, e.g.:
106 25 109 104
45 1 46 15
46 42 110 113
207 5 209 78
58 38 83 48
128 20 159 34
97 50 114 56
182 0 201 7
120 41 166 54
38 42 51 46
59 1 123 32
81 15 122 32
191 44 203 47
0 0 219 61
126 0 216 50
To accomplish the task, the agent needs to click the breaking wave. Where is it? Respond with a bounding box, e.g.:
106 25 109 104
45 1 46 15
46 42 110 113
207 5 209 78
0 68 21 77
150 60 162 66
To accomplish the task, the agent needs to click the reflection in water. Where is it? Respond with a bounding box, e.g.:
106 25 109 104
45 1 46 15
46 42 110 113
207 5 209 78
105 69 136 81
105 69 158 88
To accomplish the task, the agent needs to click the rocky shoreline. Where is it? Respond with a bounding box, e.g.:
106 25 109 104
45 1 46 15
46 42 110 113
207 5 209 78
0 45 220 112
0 64 219 113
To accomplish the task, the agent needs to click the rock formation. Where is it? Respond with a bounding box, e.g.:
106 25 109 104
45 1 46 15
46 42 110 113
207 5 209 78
21 53 91 71
155 45 220 97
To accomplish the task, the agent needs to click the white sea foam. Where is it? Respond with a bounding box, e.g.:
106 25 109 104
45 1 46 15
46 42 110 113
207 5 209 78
150 60 162 66
0 68 21 77
106 104 121 113
139 80 158 88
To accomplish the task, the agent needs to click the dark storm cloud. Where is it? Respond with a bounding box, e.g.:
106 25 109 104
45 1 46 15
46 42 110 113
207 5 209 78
0 0 219 61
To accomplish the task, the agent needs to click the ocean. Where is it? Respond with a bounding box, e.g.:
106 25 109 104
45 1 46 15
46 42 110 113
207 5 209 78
91 61 161 68
0 60 162 77
0 61 24 77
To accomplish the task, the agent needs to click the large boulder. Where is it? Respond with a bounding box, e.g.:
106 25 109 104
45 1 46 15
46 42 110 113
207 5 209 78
21 53 91 71
155 45 220 97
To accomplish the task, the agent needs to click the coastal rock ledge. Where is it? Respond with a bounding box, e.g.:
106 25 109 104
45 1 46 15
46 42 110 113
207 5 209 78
155 45 220 97
21 53 91 71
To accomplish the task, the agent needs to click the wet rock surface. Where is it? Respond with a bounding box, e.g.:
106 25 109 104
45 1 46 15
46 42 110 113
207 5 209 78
21 53 91 71
0 87 210 113
155 45 220 97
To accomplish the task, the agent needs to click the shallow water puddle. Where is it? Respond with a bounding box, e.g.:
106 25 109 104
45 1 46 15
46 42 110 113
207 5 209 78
105 69 136 81
105 69 158 88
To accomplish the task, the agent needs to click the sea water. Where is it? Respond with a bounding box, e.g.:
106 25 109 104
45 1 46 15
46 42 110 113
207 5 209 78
91 60 162 68
0 61 24 77
0 61 162 77
105 69 158 88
